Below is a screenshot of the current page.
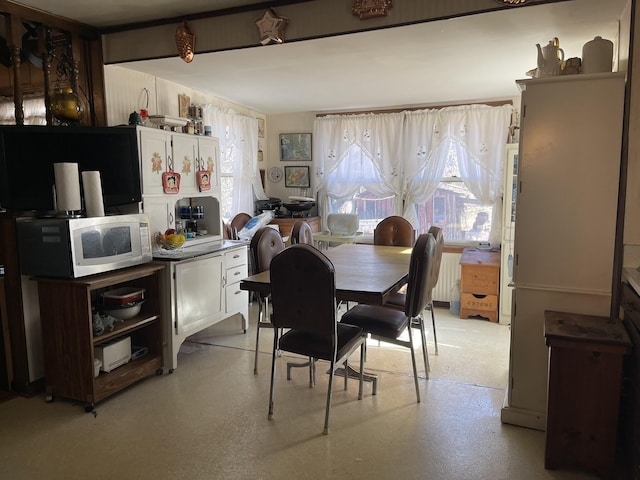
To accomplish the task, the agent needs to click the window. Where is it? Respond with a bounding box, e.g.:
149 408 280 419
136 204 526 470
415 147 493 243
328 189 396 235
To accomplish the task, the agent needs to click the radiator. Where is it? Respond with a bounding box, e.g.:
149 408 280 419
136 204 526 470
432 251 462 303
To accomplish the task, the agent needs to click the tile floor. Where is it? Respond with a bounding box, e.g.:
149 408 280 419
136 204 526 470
0 306 599 479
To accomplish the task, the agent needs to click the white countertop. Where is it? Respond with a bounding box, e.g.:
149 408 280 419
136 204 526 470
152 239 248 261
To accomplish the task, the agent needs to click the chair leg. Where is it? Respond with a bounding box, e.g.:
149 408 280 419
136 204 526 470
430 301 438 354
268 335 279 420
309 358 315 387
417 315 430 378
358 341 365 400
343 358 348 391
253 298 264 374
324 360 336 435
406 323 421 403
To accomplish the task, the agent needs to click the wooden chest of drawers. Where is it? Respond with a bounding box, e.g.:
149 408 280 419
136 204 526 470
459 247 500 323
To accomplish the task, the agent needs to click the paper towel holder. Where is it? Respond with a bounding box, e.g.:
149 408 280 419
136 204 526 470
52 184 82 218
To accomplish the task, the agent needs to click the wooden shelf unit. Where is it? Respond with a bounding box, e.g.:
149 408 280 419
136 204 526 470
459 247 500 323
35 263 166 410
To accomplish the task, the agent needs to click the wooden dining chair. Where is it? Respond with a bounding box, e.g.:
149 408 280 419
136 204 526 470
382 225 444 358
250 226 285 374
268 244 366 434
228 212 252 240
373 216 415 248
340 232 437 402
291 220 314 245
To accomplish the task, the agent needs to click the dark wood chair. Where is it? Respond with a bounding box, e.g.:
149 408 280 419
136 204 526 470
373 216 415 248
227 212 252 240
382 226 444 360
340 232 437 402
291 220 314 245
250 226 285 374
268 244 366 434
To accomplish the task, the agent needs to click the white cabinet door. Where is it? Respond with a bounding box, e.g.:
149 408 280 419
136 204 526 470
142 196 174 242
172 134 199 195
196 136 220 196
138 128 170 195
174 254 224 336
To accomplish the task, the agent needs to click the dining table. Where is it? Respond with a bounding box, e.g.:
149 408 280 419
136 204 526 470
240 242 413 392
239 243 413 306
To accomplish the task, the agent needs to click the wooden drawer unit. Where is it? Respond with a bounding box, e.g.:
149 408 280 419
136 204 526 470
459 248 500 323
461 293 498 315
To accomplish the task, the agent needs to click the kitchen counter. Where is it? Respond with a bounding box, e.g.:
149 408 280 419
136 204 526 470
152 239 249 261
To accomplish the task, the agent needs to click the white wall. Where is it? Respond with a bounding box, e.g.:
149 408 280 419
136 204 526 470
262 112 316 200
103 65 265 127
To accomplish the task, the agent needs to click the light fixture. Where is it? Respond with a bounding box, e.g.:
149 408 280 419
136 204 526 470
175 21 195 63
495 0 529 5
256 8 288 45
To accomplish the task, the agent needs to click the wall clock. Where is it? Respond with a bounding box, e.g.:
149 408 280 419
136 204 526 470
268 166 283 182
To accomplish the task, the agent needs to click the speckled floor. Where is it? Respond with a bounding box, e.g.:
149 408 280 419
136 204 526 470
0 306 597 479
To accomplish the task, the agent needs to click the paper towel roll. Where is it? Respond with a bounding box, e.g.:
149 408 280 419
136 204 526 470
81 170 105 217
54 163 81 212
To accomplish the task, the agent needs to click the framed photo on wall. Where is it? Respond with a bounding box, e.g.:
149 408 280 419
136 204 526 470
284 166 310 188
280 133 311 161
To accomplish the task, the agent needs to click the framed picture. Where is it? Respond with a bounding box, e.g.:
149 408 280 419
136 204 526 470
178 94 190 118
280 133 311 161
284 166 310 188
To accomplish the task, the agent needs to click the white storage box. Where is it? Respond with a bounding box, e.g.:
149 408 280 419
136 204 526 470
94 336 131 373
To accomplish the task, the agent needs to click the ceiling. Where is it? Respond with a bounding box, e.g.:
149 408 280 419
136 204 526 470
7 0 630 114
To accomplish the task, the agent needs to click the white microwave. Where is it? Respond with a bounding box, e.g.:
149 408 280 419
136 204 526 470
16 214 152 278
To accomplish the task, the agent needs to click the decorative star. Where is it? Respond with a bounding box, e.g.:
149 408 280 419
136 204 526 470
256 8 288 45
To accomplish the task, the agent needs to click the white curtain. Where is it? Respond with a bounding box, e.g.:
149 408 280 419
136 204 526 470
402 104 512 240
313 104 512 239
203 105 266 216
313 112 405 225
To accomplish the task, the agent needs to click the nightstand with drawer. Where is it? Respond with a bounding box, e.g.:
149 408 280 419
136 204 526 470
459 247 500 323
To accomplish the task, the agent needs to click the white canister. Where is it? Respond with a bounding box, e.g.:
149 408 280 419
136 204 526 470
582 36 614 74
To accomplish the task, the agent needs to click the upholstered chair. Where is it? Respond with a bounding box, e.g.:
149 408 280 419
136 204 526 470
291 220 314 246
373 216 415 248
268 244 366 434
340 232 437 402
249 226 285 374
228 212 252 240
382 226 444 360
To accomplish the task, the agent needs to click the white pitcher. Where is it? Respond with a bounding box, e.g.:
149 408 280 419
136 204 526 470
536 38 564 77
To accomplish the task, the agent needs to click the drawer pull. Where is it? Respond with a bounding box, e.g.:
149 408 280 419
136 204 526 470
234 271 241 276
235 290 242 295
233 254 240 258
